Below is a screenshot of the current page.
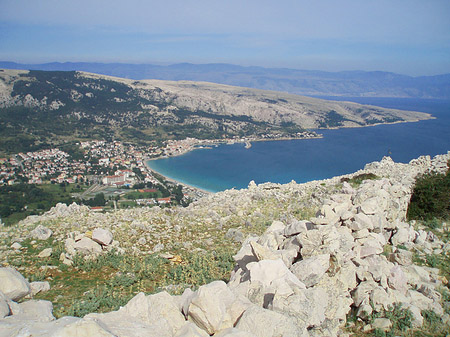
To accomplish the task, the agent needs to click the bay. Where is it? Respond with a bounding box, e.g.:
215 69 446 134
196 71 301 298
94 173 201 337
147 97 450 192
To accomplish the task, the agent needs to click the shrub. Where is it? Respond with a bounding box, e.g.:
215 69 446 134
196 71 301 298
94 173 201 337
407 162 450 221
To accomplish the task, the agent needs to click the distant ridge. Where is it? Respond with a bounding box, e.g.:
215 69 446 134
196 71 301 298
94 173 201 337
1 61 450 99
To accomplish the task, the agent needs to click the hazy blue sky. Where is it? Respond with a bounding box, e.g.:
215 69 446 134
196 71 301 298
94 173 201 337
1 0 449 75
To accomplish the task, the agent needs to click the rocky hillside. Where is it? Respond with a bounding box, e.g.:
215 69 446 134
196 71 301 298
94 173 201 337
2 62 450 99
0 152 449 336
0 69 432 153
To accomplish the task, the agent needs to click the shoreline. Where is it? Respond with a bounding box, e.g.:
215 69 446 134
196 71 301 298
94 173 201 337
142 116 435 195
144 159 214 197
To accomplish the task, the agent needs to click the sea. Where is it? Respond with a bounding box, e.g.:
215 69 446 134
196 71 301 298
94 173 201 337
146 97 450 193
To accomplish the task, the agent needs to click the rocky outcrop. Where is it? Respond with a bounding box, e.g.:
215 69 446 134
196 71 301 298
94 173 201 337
0 152 449 336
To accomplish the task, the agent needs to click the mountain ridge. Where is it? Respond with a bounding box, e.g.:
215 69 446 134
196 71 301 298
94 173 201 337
0 69 433 154
1 61 450 99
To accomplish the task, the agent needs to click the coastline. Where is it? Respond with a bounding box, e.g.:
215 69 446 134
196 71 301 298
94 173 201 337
144 158 214 197
142 115 436 195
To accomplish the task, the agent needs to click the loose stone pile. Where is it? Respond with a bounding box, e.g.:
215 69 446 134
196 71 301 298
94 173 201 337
0 152 449 336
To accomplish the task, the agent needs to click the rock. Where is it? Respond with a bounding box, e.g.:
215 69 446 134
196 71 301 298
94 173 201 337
0 291 10 318
389 249 413 265
188 281 249 335
391 227 411 246
92 228 113 246
11 241 22 250
372 318 392 331
0 267 31 301
358 197 380 215
38 247 53 258
31 225 53 240
406 304 424 328
226 228 245 243
30 281 51 296
122 291 185 334
246 259 305 289
290 254 330 287
272 287 328 328
388 265 408 294
350 213 374 231
174 322 210 337
236 305 308 337
283 220 308 237
265 220 285 234
214 327 256 337
178 288 196 318
73 237 102 255
50 317 115 336
6 299 54 322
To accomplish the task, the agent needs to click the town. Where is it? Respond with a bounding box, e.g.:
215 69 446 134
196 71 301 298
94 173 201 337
0 131 320 225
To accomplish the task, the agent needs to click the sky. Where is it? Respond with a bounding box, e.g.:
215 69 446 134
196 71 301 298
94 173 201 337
0 0 449 76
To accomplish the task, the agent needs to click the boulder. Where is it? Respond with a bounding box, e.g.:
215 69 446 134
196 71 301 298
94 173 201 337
121 291 185 334
225 229 245 243
0 291 10 318
188 281 250 335
38 248 53 258
236 305 308 337
173 322 210 337
388 265 408 294
246 259 305 289
30 281 51 296
290 254 330 287
49 317 115 336
283 220 308 237
214 327 256 337
272 287 328 328
0 267 31 301
31 225 53 240
73 237 102 255
6 299 54 322
92 228 113 246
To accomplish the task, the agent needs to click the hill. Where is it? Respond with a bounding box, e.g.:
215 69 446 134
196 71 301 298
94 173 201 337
0 152 449 336
1 61 450 99
0 69 432 154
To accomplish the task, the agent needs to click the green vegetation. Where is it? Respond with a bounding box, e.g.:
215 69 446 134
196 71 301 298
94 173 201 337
318 110 350 128
0 70 307 154
11 244 235 318
341 173 379 187
407 162 450 221
0 183 79 225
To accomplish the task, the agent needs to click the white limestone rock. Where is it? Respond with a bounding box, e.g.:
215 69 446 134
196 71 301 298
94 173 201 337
73 237 102 255
290 254 330 287
236 305 309 337
30 281 51 296
246 259 305 290
272 287 328 329
188 281 250 335
5 299 54 323
283 220 309 237
0 291 10 318
31 225 53 240
11 242 22 250
38 247 53 258
214 327 256 337
92 228 113 246
0 267 31 301
174 322 210 337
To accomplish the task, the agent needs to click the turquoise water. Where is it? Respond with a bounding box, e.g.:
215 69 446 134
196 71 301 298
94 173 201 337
147 97 450 192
